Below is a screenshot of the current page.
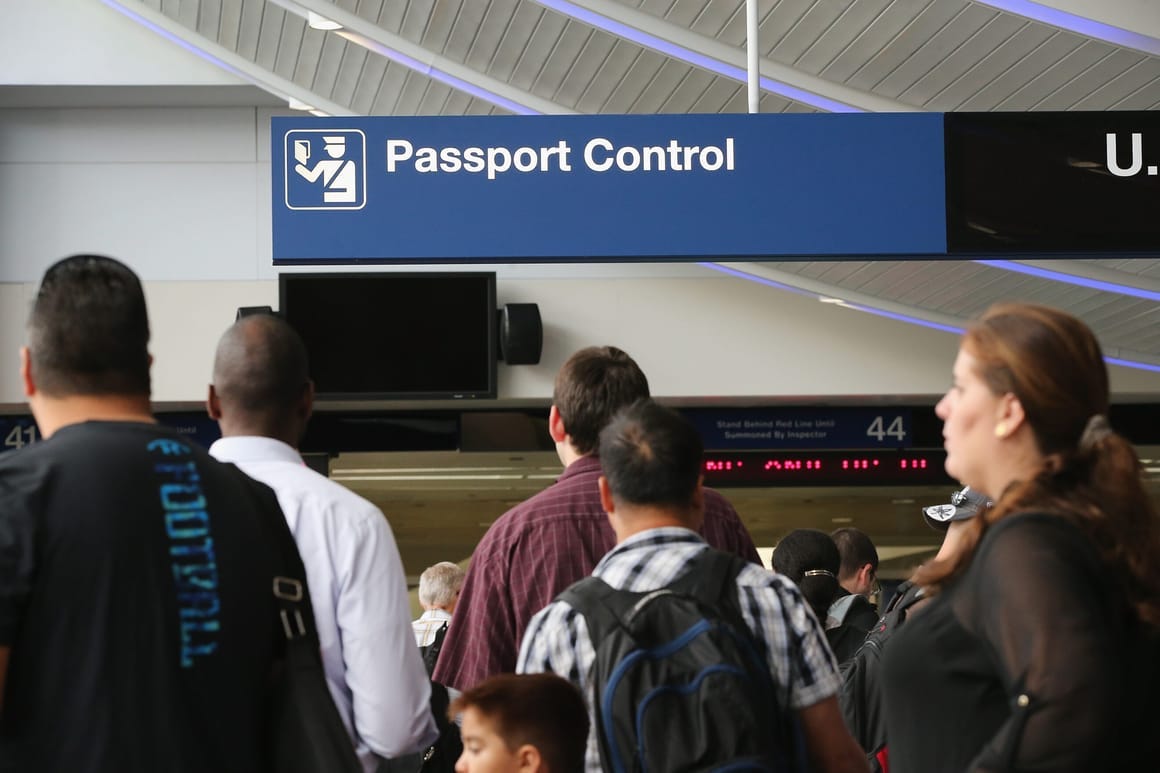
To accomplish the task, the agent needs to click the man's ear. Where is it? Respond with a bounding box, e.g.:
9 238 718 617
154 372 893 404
299 380 315 421
857 563 875 591
515 743 543 773
688 475 706 530
598 475 616 516
548 404 567 444
206 384 222 420
19 347 35 398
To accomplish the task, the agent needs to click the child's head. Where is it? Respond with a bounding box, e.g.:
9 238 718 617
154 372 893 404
450 673 588 773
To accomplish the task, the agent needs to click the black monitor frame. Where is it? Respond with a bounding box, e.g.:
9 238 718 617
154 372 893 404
278 271 498 401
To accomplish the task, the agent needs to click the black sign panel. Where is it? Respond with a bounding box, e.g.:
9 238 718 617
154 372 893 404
945 111 1160 255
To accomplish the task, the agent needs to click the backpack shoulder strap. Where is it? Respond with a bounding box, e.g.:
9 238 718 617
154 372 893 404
669 547 745 615
889 582 926 615
422 620 450 675
558 576 629 645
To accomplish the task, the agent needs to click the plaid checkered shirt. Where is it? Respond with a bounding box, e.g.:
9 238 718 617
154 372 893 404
517 527 840 773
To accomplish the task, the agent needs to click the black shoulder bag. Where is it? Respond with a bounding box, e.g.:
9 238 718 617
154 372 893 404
260 491 364 773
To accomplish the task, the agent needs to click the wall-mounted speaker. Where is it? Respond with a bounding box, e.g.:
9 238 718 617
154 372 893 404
497 303 542 365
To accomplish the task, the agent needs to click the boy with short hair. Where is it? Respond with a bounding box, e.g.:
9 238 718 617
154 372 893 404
450 674 587 773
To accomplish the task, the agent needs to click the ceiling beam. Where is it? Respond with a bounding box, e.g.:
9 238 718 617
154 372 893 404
101 0 354 116
529 0 918 113
971 0 1160 57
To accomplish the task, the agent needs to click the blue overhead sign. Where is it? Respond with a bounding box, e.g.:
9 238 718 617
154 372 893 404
271 113 947 263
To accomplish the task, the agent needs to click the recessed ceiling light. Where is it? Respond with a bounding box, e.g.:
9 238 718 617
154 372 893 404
307 11 342 30
831 517 853 523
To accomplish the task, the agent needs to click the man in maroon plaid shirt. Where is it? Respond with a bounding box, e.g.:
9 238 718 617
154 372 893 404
432 346 761 692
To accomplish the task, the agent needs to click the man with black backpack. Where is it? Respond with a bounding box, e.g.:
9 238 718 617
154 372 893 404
518 400 869 773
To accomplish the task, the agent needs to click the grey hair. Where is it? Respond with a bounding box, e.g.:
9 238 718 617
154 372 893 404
418 561 466 608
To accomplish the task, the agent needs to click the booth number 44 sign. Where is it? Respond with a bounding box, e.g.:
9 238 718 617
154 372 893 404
866 415 906 442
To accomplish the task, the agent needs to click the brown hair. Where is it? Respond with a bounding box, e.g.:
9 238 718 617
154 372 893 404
831 527 879 580
914 303 1160 626
553 346 649 456
450 673 588 773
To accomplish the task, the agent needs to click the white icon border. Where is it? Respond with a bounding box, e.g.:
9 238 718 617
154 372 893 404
283 128 368 211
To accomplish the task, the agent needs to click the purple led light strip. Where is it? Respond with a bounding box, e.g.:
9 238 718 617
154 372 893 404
975 260 1160 303
535 0 862 113
971 0 1160 57
101 0 267 90
704 263 1160 373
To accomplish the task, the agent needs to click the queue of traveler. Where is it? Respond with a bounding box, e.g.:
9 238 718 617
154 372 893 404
0 253 1156 772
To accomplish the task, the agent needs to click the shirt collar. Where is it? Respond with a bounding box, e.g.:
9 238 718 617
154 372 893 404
557 454 603 483
594 526 705 571
208 435 305 466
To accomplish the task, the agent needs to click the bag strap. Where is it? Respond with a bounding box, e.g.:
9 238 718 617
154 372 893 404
422 621 449 676
559 548 746 644
887 582 926 616
558 576 626 646
669 548 745 619
242 476 324 657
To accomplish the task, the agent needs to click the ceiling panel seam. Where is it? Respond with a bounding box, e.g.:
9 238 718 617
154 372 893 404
793 0 886 74
968 24 1059 108
816 0 915 82
1028 45 1119 109
868 2 973 93
923 15 1029 106
844 0 941 88
769 0 822 54
550 25 598 102
901 8 1006 102
507 5 550 87
998 31 1084 106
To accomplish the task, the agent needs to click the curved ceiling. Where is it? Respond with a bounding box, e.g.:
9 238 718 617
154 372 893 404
103 0 1160 368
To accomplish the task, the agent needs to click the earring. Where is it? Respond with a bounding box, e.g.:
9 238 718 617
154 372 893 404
995 422 1008 438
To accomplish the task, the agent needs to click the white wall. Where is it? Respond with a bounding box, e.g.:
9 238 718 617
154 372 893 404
1 0 246 86
2 105 1159 404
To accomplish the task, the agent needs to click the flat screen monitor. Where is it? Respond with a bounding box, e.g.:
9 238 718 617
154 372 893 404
279 272 497 400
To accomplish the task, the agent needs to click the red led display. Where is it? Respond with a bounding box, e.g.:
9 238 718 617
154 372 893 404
701 450 951 487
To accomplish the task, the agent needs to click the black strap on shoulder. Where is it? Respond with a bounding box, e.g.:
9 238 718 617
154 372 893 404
558 576 627 646
889 582 926 615
559 548 747 644
669 548 744 613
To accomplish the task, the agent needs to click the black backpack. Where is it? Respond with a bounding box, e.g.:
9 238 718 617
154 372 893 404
838 581 926 773
559 548 805 773
420 621 449 676
825 594 879 666
386 621 461 773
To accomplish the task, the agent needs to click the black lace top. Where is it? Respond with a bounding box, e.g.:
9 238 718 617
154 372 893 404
881 512 1159 772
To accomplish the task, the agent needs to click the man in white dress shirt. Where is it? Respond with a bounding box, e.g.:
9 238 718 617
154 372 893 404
206 313 437 773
